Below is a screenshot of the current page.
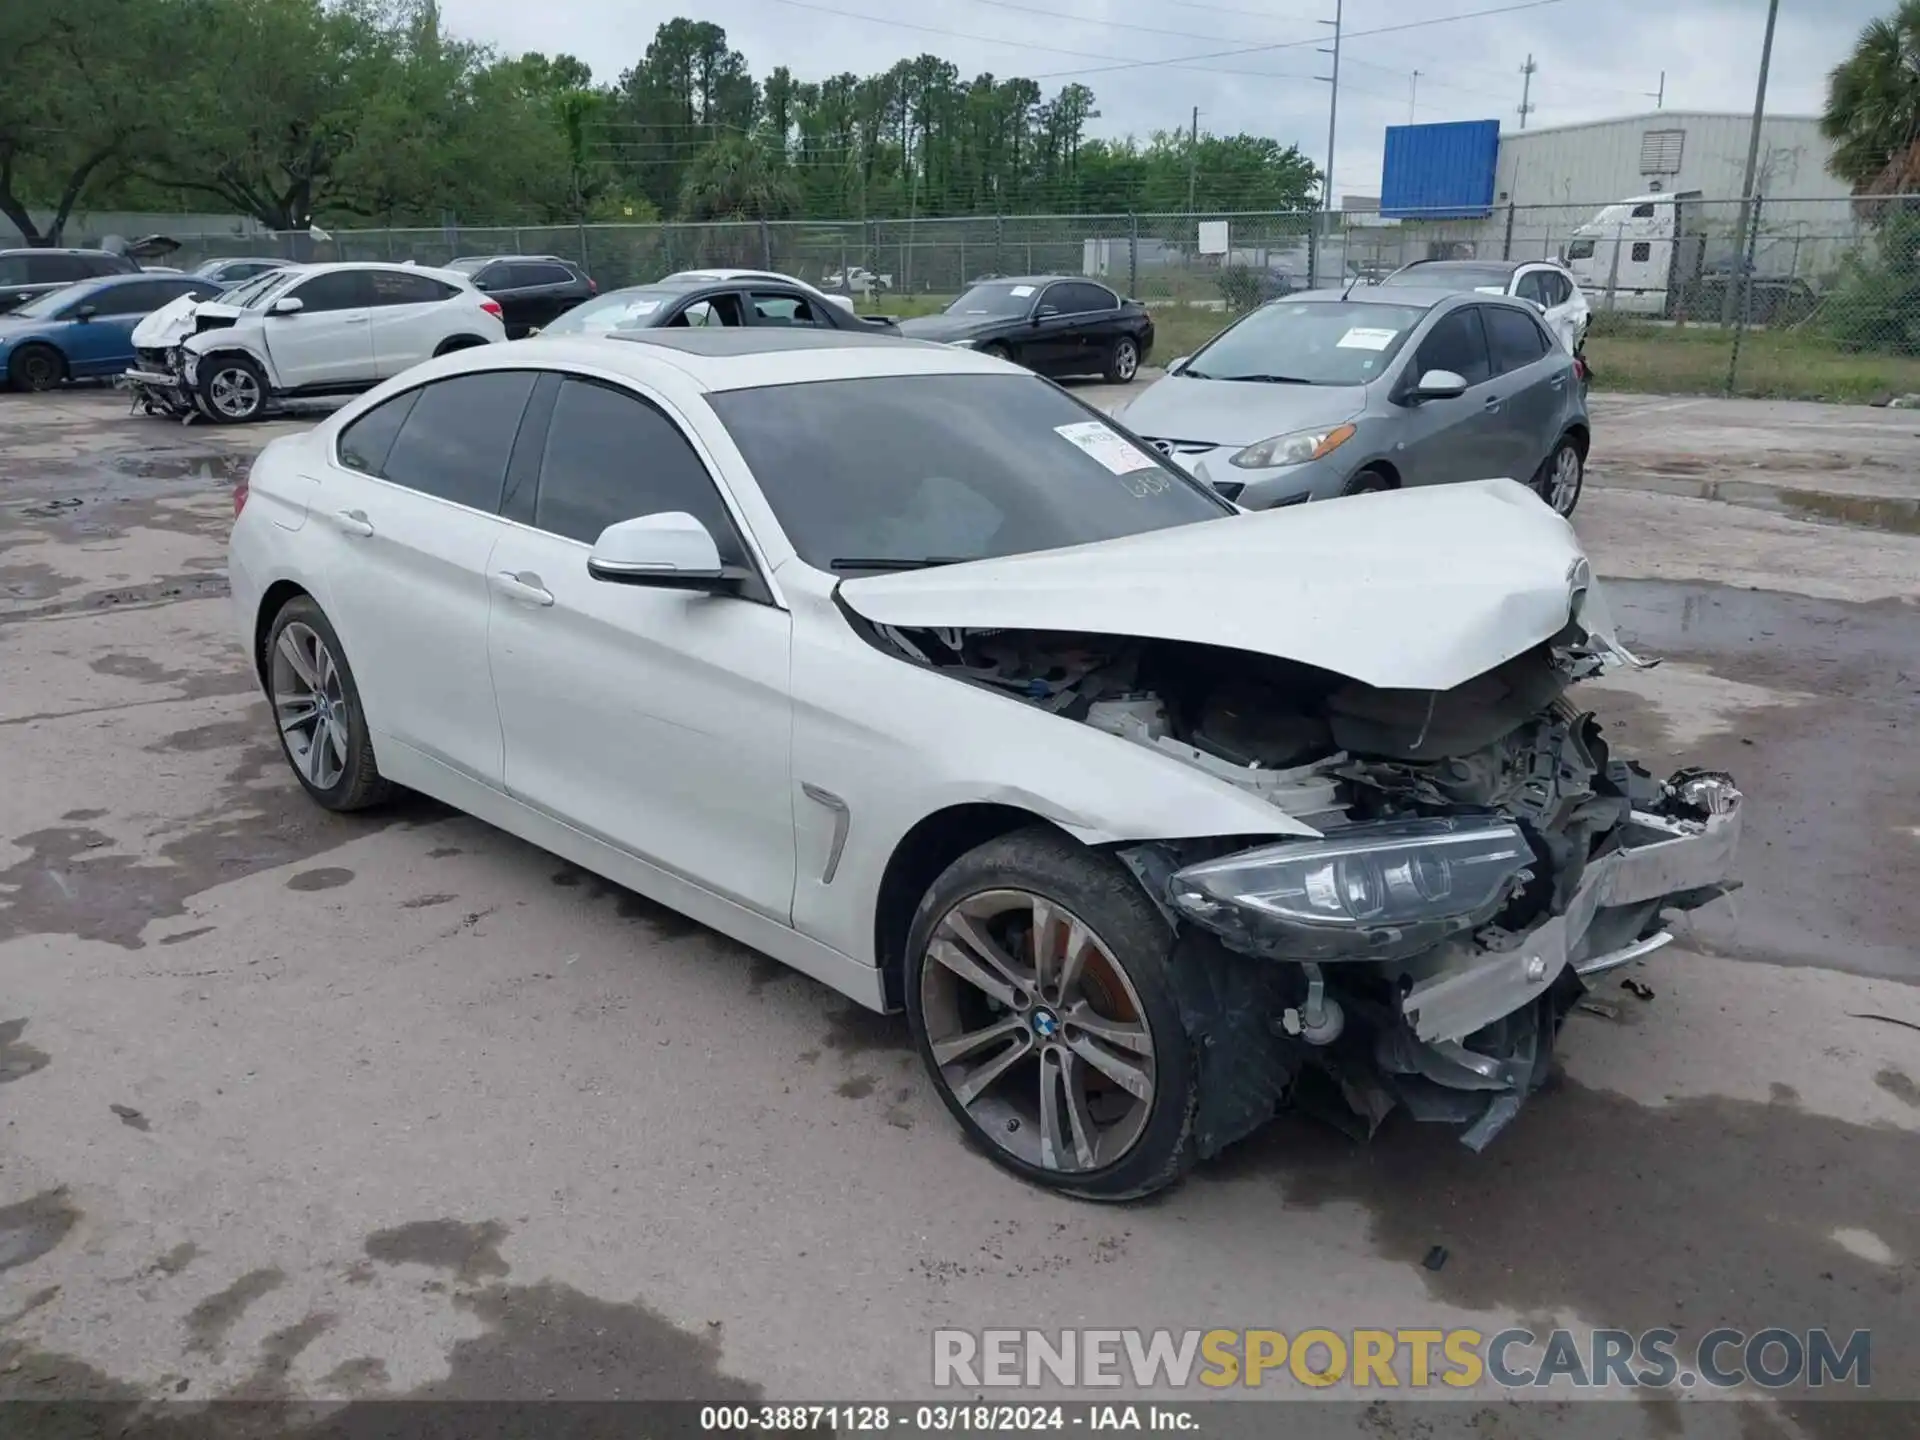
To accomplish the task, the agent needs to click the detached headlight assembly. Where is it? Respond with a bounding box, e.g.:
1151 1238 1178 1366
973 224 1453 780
1229 422 1355 470
1168 817 1534 963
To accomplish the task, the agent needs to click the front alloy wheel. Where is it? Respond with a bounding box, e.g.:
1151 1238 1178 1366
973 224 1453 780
906 830 1197 1200
1539 437 1585 517
199 356 266 422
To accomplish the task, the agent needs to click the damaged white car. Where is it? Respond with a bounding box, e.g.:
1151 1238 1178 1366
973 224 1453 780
125 261 504 423
228 329 1741 1200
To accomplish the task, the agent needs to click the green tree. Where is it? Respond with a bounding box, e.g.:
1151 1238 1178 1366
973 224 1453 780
1823 1 1920 194
0 0 169 244
678 133 800 222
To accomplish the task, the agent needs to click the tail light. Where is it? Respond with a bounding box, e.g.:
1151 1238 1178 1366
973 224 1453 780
480 299 503 319
587 278 598 294
232 476 250 518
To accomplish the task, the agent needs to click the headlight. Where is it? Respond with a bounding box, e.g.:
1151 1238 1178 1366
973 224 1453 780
1168 817 1533 962
1229 423 1355 470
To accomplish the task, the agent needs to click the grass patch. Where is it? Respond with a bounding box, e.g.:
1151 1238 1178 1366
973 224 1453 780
1583 325 1920 404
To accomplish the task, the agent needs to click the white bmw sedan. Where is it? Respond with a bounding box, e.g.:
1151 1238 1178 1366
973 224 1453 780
229 328 1741 1200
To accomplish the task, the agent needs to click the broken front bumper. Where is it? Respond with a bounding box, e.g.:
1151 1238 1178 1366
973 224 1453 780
1399 784 1743 1045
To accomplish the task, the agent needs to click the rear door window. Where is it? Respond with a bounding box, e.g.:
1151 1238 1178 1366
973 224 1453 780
670 294 745 328
1483 305 1552 375
1057 282 1118 314
749 291 824 327
28 254 98 284
1412 308 1491 387
515 262 574 288
368 270 457 306
375 371 539 512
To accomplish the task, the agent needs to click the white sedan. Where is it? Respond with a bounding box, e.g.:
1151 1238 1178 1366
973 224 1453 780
228 329 1740 1199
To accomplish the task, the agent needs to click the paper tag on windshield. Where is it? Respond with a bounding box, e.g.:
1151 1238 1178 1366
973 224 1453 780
626 299 660 316
1055 421 1154 475
1337 327 1398 351
1473 285 1506 295
1009 284 1036 297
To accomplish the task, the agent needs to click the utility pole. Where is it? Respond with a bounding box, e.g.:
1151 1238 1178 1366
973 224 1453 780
1314 0 1342 286
1187 106 1200 209
1647 70 1665 110
1408 70 1421 124
1517 54 1537 129
1727 0 1781 325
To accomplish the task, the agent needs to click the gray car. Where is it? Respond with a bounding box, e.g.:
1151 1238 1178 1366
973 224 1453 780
1110 287 1590 516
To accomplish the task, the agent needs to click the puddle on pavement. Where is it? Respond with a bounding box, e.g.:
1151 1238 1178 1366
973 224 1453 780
108 454 253 484
1599 470 1920 534
0 1189 79 1274
1775 489 1920 535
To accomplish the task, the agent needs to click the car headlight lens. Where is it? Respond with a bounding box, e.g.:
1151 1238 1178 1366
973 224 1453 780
1168 817 1533 962
1229 423 1355 470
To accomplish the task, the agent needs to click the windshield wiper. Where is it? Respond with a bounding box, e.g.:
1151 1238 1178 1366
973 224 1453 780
1215 373 1315 384
829 556 973 572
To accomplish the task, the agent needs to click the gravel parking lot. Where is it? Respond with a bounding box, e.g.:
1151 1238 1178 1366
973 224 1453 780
1 380 1916 1435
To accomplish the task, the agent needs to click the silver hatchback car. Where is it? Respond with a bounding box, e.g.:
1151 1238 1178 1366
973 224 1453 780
1110 287 1590 516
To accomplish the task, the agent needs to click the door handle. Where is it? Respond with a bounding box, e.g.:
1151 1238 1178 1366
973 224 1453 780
1483 396 1503 412
332 509 374 537
491 570 554 607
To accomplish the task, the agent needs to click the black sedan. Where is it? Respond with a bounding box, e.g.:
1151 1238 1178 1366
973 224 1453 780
895 276 1152 382
536 276 897 338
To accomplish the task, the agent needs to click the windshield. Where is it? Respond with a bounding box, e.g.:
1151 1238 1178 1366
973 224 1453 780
1182 300 1428 386
12 283 90 320
1381 265 1515 293
542 288 679 336
708 373 1232 573
238 270 305 309
945 283 1039 319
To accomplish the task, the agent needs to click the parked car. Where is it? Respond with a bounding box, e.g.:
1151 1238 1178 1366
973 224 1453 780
896 276 1152 383
1110 287 1590 516
822 265 891 296
229 326 1739 1199
193 257 288 286
539 275 899 338
0 273 225 391
656 269 864 317
445 254 596 338
0 248 138 316
122 261 506 423
1378 257 1591 354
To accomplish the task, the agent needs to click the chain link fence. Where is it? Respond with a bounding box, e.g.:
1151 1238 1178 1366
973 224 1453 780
149 194 1920 402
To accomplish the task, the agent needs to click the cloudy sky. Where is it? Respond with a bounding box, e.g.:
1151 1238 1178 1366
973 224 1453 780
442 0 1874 200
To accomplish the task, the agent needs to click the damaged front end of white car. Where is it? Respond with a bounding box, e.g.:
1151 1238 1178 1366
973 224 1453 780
840 480 1742 1165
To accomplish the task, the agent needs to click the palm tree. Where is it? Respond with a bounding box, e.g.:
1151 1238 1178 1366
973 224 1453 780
1824 1 1920 194
677 133 801 222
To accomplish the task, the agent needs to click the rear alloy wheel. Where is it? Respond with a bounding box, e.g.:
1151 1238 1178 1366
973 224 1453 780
1536 436 1585 517
1103 336 1141 384
906 829 1197 1201
197 354 267 423
7 343 66 392
264 597 391 811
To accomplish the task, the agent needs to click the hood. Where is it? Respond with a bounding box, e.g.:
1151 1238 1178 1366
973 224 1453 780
132 293 207 348
838 479 1617 693
896 313 999 343
0 314 54 342
1114 374 1366 448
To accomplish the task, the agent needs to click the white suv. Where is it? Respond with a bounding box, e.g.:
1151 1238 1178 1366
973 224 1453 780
125 262 506 423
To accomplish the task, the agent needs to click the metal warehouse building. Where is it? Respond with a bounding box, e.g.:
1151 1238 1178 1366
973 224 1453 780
1358 113 1858 279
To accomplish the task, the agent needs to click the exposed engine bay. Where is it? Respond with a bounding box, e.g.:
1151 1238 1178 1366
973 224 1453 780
868 619 1742 1157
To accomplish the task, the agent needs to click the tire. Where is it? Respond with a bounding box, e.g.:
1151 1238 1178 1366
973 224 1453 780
196 353 267 423
1534 434 1585 518
980 342 1014 364
905 827 1198 1202
1102 335 1141 384
434 334 488 355
1340 467 1393 497
8 343 66 393
262 596 391 812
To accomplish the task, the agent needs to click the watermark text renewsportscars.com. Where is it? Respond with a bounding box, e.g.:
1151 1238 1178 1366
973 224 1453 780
933 1328 1872 1392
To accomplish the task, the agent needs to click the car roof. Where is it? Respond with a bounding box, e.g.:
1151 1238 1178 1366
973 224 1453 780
0 247 123 259
510 327 999 392
453 254 575 264
964 275 1081 287
1397 259 1524 276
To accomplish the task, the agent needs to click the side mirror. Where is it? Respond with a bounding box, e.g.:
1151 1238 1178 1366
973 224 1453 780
588 512 740 592
1409 368 1469 401
269 296 304 316
74 305 97 322
1166 355 1191 375
1035 304 1059 321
